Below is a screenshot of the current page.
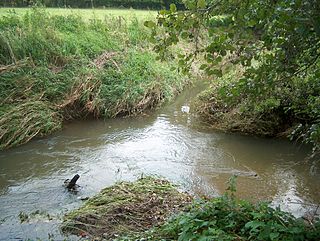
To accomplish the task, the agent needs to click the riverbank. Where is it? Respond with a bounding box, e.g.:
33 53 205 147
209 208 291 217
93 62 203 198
0 7 188 150
62 176 320 240
195 62 320 158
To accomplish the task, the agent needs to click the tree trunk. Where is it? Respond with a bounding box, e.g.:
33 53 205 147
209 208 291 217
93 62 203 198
66 174 80 189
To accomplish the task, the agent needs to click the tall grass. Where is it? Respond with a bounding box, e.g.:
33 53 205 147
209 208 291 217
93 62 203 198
0 7 187 150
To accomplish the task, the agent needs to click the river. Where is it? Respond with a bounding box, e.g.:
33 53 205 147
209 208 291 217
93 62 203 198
0 82 319 240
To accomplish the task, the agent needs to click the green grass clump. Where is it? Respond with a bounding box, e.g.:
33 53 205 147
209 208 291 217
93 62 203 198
94 49 185 117
61 176 192 240
0 7 187 150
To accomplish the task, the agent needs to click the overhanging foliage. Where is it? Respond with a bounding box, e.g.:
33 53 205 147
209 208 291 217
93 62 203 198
146 0 320 155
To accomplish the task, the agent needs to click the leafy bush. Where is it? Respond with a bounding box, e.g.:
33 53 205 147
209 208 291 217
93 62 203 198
127 177 320 241
145 196 320 241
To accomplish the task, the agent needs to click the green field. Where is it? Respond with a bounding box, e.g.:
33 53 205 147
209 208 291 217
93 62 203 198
0 7 157 20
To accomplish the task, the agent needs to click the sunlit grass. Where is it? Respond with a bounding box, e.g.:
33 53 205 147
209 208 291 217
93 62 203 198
0 7 157 21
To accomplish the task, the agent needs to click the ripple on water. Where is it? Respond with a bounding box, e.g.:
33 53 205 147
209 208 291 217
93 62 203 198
0 86 319 240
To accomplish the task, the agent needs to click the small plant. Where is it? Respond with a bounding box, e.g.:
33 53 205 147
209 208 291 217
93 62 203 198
18 210 53 224
18 211 29 223
225 174 237 199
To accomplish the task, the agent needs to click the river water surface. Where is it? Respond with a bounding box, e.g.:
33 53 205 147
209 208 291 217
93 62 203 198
0 83 320 240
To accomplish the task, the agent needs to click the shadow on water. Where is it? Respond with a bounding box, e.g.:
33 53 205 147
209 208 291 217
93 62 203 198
0 81 319 240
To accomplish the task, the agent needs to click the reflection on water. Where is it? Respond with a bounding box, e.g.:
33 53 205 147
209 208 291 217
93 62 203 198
0 82 319 240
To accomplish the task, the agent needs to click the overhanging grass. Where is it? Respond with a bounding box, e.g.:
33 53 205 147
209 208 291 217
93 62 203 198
0 101 62 150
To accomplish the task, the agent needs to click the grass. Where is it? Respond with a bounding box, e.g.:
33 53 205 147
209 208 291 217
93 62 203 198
0 7 188 150
0 7 157 21
61 176 192 240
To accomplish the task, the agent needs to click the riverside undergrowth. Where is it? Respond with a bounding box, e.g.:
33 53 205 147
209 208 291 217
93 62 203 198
0 7 188 150
134 195 320 241
63 176 320 241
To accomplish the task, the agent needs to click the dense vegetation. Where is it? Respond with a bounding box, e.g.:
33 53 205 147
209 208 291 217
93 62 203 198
0 8 188 150
137 196 320 240
146 0 320 157
63 176 320 240
0 0 184 10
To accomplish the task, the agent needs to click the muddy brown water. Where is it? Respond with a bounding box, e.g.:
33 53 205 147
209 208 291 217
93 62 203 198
0 82 319 240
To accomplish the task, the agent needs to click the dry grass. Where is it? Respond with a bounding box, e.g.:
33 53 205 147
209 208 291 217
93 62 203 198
61 176 193 240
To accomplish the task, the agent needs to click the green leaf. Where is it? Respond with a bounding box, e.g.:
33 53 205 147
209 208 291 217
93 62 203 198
170 3 177 12
270 232 280 240
185 1 197 10
200 64 207 70
208 69 222 77
248 19 256 27
212 69 222 77
197 0 206 9
178 59 185 66
144 21 156 28
181 32 189 39
159 10 167 15
245 221 265 230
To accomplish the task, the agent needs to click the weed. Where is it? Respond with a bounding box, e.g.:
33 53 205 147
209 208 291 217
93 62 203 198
18 211 29 223
124 177 320 241
18 210 53 223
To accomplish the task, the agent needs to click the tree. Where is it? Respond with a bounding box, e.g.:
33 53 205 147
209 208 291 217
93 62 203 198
146 0 320 154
